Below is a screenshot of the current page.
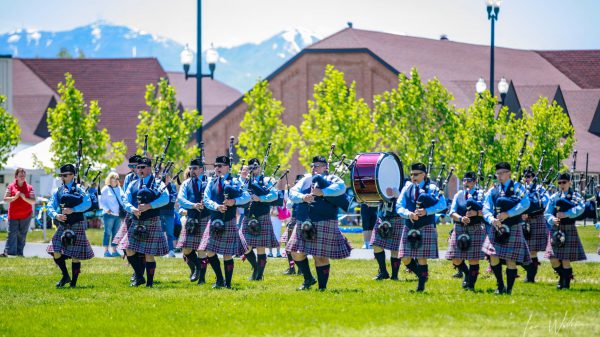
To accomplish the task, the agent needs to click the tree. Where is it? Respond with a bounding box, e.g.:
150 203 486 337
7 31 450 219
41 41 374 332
453 92 574 180
136 78 202 169
300 65 377 172
372 68 461 175
236 80 299 174
46 73 126 171
522 97 575 174
0 96 21 170
57 48 72 59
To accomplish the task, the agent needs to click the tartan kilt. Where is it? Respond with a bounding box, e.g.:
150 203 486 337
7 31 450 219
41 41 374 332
544 224 587 261
525 213 549 251
239 214 280 250
199 218 244 256
176 216 210 249
369 216 403 251
47 221 95 260
398 222 438 259
122 216 169 256
286 219 352 259
482 223 532 263
445 223 486 260
112 213 133 246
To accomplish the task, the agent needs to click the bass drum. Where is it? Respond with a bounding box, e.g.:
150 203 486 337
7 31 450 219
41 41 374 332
351 152 404 205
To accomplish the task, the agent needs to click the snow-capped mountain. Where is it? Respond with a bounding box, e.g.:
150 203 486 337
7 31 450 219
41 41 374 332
0 21 320 91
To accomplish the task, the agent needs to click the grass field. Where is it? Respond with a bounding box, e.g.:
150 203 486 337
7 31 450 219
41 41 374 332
0 257 599 337
3 222 598 253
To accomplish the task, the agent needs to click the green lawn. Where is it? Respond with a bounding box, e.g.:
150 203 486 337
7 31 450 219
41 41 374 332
0 258 599 337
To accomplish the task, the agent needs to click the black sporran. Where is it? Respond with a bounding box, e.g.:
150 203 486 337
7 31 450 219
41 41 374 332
301 220 316 240
377 219 392 239
457 233 471 251
248 218 261 235
210 219 226 235
407 229 422 250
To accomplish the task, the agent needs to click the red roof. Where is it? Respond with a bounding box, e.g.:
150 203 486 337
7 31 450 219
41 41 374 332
561 89 600 172
19 58 168 160
536 50 600 89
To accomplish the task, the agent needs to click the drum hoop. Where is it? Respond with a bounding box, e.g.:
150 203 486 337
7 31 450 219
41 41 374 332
375 152 403 204
351 152 404 205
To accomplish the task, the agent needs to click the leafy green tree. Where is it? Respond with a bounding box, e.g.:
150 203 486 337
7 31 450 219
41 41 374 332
372 68 461 175
46 73 126 171
300 65 377 172
237 80 299 174
453 93 573 181
0 96 21 169
136 78 202 169
57 48 72 58
522 97 575 174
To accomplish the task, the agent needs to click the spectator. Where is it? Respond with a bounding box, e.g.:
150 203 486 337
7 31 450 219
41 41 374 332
1 168 36 257
99 172 124 257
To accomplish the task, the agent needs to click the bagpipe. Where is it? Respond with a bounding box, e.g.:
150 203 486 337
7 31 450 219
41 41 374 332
59 139 85 246
463 151 486 229
407 141 450 249
185 142 209 235
493 133 529 244
210 136 238 235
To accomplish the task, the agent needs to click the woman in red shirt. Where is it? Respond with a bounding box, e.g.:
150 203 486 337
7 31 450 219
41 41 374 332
2 168 36 257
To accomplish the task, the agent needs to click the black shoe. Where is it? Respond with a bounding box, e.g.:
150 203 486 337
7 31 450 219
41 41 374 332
56 276 71 288
298 278 317 290
524 277 535 283
464 286 475 291
283 267 296 275
69 282 77 288
146 283 153 288
494 287 505 295
453 271 463 278
505 289 512 295
212 280 225 289
390 276 399 281
197 278 206 285
373 272 390 281
190 269 200 282
130 273 136 282
130 277 146 287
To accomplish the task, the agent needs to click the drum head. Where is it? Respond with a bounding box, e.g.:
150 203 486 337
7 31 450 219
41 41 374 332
376 153 403 203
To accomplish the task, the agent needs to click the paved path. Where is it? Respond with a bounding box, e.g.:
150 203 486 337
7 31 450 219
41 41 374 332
2 242 600 262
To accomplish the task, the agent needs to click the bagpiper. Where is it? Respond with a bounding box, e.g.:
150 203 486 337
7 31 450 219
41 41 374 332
239 158 280 281
47 164 94 288
287 155 352 291
176 158 211 284
121 157 170 287
482 162 531 295
445 171 487 291
544 172 587 290
397 163 447 292
199 155 250 289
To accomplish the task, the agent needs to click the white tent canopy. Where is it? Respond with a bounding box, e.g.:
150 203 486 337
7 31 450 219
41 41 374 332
4 137 53 171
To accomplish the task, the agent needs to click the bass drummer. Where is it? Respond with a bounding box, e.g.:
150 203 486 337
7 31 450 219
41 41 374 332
287 155 352 291
397 163 447 292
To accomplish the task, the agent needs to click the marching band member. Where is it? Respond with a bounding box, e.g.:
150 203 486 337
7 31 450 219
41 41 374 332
239 158 280 281
397 163 447 292
282 174 305 275
544 172 587 290
370 187 404 281
287 156 352 291
121 157 170 287
445 171 486 291
199 155 250 289
482 162 531 295
47 164 94 288
176 158 211 284
520 167 550 283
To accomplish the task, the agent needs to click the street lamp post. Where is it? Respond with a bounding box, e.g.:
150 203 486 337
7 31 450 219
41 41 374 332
486 0 501 97
180 0 218 146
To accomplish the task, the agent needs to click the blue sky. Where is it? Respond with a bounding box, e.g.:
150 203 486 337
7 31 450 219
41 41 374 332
1 0 599 51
